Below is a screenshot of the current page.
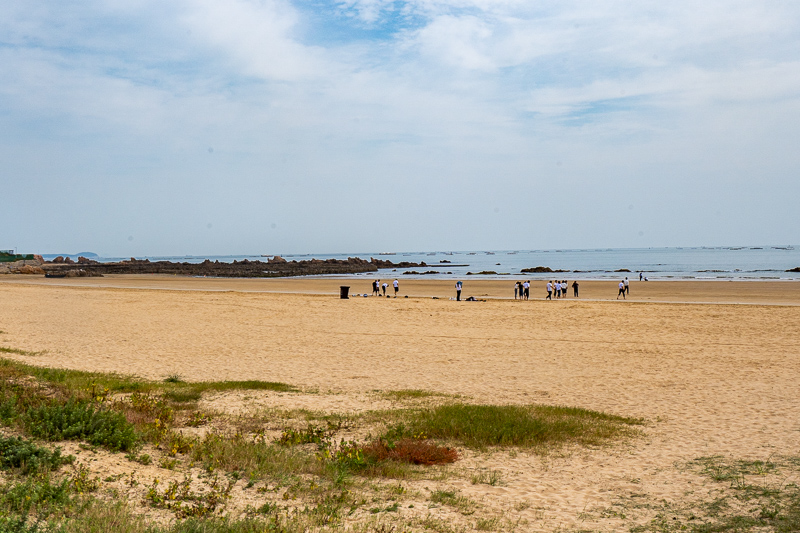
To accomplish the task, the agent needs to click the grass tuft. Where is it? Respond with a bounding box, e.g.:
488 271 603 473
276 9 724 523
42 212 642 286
395 403 643 450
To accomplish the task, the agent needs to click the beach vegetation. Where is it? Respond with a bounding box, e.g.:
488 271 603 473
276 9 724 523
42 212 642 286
0 347 44 357
380 404 644 451
21 399 139 452
0 436 73 475
0 354 647 531
379 389 456 401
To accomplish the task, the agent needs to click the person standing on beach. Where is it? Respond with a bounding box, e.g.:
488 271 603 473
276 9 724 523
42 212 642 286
639 272 643 282
572 280 579 297
624 277 629 296
546 281 553 300
617 281 626 299
562 280 568 298
393 279 399 297
381 282 388 297
514 281 519 300
455 280 462 301
522 280 530 300
372 280 379 296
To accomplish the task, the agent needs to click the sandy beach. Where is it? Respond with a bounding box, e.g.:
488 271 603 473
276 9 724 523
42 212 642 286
1 275 799 530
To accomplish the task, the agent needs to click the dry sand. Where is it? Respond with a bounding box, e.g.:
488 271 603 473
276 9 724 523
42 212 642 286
1 275 799 530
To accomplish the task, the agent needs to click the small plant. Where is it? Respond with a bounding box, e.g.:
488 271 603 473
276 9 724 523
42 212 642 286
0 436 74 474
470 469 502 486
145 473 235 518
164 375 184 383
278 424 331 447
186 411 212 427
126 452 152 465
69 462 101 493
159 457 179 470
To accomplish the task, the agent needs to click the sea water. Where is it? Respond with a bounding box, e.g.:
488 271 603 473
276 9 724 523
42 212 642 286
98 246 800 281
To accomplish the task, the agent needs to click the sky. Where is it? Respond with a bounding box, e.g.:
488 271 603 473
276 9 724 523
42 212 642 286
2 0 799 257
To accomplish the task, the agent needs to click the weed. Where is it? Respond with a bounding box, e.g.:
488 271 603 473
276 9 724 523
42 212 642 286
159 457 179 470
430 489 476 515
471 469 502 486
69 462 100 494
164 375 184 383
145 473 234 518
185 411 211 427
0 347 44 357
163 389 202 404
278 424 331 447
126 453 152 465
0 436 74 474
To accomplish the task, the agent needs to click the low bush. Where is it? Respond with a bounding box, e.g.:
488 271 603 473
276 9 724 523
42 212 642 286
22 399 139 452
361 438 458 466
0 436 73 475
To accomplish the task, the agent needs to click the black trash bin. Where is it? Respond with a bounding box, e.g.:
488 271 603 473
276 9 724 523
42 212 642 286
339 286 350 299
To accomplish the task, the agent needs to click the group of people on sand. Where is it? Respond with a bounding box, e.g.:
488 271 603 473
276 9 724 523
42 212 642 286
372 279 399 297
545 280 577 300
367 277 635 301
514 281 531 300
617 277 630 299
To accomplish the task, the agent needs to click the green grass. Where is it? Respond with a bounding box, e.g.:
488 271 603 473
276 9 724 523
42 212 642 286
379 389 454 401
617 455 800 533
393 403 643 450
185 381 298 393
0 347 44 357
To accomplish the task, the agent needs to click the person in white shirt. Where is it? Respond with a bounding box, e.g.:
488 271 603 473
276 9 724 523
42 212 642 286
382 282 388 296
393 279 399 297
546 281 553 300
522 280 530 300
624 277 629 295
455 280 462 301
617 281 626 299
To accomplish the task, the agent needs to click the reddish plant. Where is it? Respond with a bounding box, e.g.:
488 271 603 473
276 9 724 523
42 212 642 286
361 438 458 466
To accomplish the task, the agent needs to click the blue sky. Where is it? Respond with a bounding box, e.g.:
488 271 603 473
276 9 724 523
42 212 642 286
2 0 799 256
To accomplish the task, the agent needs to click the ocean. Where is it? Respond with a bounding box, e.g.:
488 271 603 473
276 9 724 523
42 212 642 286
96 246 800 281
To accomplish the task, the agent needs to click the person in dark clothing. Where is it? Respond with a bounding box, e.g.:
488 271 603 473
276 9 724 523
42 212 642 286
572 280 579 297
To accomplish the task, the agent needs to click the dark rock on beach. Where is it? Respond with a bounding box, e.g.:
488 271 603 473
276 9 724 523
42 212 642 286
521 266 552 273
42 256 429 278
787 267 800 272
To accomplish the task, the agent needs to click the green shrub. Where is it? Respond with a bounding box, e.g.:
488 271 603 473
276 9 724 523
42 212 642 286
1 476 73 516
22 399 139 452
0 436 73 474
0 517 47 533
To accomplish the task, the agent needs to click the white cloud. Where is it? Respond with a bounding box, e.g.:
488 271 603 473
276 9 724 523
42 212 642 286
178 0 327 81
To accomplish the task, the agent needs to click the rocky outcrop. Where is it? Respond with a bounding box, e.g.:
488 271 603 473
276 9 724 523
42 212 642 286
15 265 45 275
521 266 552 273
787 267 800 272
41 256 429 278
